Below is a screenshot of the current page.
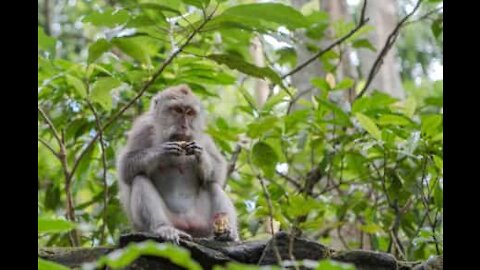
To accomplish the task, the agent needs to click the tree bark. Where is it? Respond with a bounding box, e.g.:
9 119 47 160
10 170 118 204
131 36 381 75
358 0 405 99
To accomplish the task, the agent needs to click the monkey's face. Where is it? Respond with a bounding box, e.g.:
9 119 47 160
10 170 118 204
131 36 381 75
152 85 204 142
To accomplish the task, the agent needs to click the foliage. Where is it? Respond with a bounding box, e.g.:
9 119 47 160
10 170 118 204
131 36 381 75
38 0 443 268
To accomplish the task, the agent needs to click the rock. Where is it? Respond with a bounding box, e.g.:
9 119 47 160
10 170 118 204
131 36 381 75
38 247 113 268
332 250 397 270
257 232 332 265
119 232 233 270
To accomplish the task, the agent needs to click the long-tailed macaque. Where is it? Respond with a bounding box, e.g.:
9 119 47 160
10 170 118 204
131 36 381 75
117 84 238 243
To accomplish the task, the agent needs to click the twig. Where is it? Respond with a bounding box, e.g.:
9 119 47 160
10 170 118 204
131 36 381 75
356 0 424 100
67 8 217 183
227 144 242 177
38 137 58 158
38 106 79 246
286 87 312 114
86 101 109 245
257 175 283 265
282 0 369 79
405 6 443 26
276 170 302 190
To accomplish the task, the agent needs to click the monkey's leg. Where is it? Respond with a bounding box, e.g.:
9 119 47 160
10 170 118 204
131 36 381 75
130 175 191 243
207 182 239 241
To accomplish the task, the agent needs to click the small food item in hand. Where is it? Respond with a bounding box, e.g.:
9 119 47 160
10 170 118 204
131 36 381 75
177 141 189 148
213 212 232 240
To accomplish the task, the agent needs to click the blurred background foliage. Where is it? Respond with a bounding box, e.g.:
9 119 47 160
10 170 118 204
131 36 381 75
38 0 442 267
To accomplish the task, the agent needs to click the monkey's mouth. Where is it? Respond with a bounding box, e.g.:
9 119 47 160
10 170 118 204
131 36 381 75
169 134 191 142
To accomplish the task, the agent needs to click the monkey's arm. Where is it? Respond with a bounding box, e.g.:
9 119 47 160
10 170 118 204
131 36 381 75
118 148 162 185
119 142 184 185
192 137 227 186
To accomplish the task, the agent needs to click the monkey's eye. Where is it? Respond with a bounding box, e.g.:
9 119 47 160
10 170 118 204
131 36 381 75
171 106 183 114
185 108 196 116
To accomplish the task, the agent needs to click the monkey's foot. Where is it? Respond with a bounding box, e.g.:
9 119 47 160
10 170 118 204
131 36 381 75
154 225 192 244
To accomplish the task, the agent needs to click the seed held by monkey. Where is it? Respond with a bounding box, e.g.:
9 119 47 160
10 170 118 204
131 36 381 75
213 212 233 241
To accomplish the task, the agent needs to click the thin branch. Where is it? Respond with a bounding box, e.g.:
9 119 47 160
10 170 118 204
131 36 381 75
405 6 443 26
276 170 302 190
38 137 58 158
38 106 79 246
282 0 369 79
67 9 217 181
86 101 109 245
38 107 63 149
227 144 242 177
257 175 283 265
356 0 424 100
286 87 313 114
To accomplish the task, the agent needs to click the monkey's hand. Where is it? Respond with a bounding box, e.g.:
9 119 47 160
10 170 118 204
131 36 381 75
160 142 186 156
185 141 203 158
154 225 192 244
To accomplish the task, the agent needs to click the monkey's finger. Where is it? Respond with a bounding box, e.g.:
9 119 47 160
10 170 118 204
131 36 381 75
178 231 192 241
163 145 184 155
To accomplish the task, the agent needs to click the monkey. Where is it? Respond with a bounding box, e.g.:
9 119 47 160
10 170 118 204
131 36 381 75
117 84 238 243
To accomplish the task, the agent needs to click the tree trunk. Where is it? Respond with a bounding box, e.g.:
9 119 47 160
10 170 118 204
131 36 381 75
358 0 405 99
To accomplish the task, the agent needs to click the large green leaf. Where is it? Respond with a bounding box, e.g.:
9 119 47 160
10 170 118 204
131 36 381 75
38 27 56 53
421 114 442 137
88 39 112 64
82 8 130 27
89 77 122 110
38 217 76 234
220 3 309 30
252 141 278 178
355 113 382 140
352 38 376 52
247 116 279 138
207 54 281 85
65 75 87 98
38 258 70 270
315 260 356 270
96 241 201 270
112 38 151 65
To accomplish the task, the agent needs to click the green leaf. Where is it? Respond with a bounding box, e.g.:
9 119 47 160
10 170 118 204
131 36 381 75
207 54 281 85
433 155 443 170
88 39 111 64
96 241 202 270
220 3 309 30
355 113 381 140
333 78 354 90
139 3 181 16
82 8 130 27
38 217 76 234
38 27 56 53
359 223 384 234
247 116 279 138
431 17 443 38
262 91 288 111
403 96 417 118
315 260 356 270
352 38 376 52
377 114 412 126
38 258 70 270
311 78 331 92
181 0 204 9
89 77 122 110
421 114 442 137
65 75 87 98
252 141 279 178
112 38 151 65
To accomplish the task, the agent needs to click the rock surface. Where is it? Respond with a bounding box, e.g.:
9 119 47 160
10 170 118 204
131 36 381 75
38 232 443 270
